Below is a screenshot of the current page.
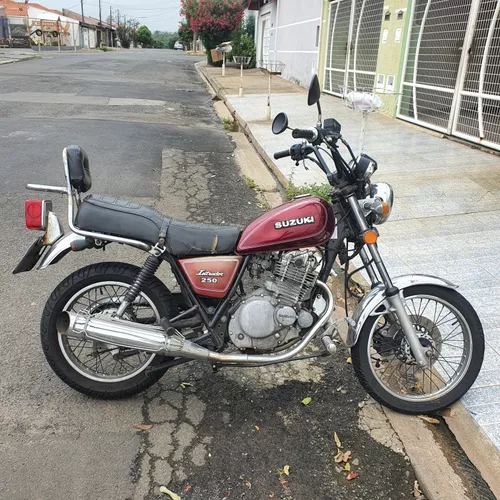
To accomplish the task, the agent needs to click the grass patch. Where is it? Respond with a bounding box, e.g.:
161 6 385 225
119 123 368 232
222 117 237 132
244 176 258 190
285 183 331 201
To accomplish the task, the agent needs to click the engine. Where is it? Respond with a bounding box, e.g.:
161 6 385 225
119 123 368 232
228 250 320 351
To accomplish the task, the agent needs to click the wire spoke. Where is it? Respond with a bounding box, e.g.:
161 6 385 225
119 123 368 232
369 292 472 402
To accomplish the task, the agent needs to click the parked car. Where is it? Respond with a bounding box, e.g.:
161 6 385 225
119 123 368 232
174 41 183 50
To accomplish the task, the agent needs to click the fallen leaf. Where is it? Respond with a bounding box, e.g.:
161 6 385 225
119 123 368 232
134 424 153 430
269 493 276 499
159 486 181 500
336 386 343 392
245 481 252 489
346 357 352 364
346 472 359 481
441 407 455 418
344 462 351 471
179 382 193 389
334 432 343 449
225 491 231 498
352 458 359 466
279 476 288 486
255 426 261 431
413 480 422 498
418 415 440 425
301 396 312 406
184 485 192 494
283 465 290 476
335 466 343 473
334 450 344 463
342 450 351 463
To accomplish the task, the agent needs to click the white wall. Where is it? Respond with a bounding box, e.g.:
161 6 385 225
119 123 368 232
28 6 80 46
255 2 276 67
255 0 323 88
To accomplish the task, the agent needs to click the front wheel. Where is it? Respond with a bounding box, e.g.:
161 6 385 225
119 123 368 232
351 285 484 414
41 262 178 399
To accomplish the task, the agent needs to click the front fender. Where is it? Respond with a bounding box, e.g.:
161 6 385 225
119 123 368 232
346 274 458 347
38 232 89 270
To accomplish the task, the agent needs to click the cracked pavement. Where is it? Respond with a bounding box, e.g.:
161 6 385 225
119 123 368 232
0 50 418 499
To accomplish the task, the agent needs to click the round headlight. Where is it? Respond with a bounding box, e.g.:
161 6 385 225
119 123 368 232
370 182 394 224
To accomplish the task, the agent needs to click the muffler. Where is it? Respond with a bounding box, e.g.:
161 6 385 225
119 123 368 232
57 280 333 365
57 310 211 360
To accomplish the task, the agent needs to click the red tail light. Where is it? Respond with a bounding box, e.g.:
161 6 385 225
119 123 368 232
25 200 52 230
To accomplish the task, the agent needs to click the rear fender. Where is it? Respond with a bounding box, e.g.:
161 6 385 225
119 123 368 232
346 274 458 347
38 232 90 270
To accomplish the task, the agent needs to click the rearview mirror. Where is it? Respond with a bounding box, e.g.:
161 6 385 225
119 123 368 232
307 75 321 106
272 112 289 135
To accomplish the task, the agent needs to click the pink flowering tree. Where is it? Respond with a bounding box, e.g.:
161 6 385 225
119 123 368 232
181 0 245 62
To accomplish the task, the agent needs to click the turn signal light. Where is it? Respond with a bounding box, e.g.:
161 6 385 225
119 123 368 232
381 202 390 217
25 200 52 230
363 229 378 245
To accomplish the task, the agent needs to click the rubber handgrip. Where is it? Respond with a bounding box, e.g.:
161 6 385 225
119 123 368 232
274 149 291 159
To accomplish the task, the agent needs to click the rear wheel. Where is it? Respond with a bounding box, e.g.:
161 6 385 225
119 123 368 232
351 285 484 414
41 262 177 399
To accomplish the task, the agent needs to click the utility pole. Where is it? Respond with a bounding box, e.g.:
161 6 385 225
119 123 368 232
109 6 113 47
117 9 120 26
80 0 84 22
98 0 102 24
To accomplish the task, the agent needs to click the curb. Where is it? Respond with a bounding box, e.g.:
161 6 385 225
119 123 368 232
195 61 290 189
0 55 39 65
444 402 500 498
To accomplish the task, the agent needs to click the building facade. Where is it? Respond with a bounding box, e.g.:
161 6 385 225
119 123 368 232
319 0 500 151
249 0 323 88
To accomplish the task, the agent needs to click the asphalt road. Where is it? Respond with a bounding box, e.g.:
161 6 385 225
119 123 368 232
0 50 417 500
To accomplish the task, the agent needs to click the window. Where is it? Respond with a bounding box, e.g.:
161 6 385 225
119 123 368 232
315 25 320 47
384 11 391 21
386 75 395 93
382 29 389 44
395 28 402 43
397 10 404 20
376 74 385 91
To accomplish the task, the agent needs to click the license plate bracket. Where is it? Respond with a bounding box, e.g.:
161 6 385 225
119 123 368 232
12 237 46 274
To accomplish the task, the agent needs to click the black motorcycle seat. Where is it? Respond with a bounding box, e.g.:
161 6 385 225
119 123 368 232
75 194 241 256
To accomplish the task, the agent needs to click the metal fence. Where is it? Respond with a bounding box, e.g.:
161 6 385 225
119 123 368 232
323 0 385 96
398 0 500 151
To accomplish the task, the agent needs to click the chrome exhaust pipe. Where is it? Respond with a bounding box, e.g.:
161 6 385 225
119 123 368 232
57 280 333 364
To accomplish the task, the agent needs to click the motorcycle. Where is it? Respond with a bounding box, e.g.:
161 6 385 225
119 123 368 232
14 75 484 414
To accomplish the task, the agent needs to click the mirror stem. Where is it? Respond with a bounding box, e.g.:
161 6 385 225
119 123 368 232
317 102 323 127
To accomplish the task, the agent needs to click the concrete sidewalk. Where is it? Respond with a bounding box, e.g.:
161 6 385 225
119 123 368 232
0 48 39 65
200 62 500 480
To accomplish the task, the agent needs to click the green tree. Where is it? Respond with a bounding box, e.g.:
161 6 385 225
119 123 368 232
177 20 193 49
231 15 256 68
117 18 140 49
152 31 178 49
137 25 153 47
180 0 245 63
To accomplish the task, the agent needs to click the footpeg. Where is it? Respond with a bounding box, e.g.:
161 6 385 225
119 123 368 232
322 335 337 354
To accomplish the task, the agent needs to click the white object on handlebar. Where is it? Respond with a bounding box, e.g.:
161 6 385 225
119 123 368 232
345 91 382 113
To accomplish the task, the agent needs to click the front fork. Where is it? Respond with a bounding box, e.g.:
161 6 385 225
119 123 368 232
346 196 429 368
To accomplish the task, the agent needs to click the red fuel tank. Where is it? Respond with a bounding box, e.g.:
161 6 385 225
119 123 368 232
237 196 335 254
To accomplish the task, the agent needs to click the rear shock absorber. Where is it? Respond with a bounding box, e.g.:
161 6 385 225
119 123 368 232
115 254 162 318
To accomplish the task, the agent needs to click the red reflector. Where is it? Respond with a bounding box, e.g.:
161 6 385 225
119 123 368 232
25 200 44 230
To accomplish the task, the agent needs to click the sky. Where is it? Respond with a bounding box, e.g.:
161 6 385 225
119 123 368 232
36 0 182 32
